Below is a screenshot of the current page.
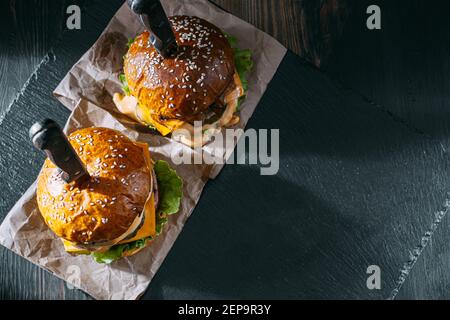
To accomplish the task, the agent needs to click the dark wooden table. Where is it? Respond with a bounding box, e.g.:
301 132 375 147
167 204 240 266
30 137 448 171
2 0 450 300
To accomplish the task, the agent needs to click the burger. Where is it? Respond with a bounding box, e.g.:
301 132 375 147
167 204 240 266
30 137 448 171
36 127 183 263
113 15 253 147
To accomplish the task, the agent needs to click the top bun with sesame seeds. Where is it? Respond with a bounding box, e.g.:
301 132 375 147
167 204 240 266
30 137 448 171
36 127 153 248
122 15 236 135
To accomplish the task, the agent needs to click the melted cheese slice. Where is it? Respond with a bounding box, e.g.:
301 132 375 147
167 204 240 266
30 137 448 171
138 109 185 136
118 192 155 244
62 241 90 254
113 93 184 136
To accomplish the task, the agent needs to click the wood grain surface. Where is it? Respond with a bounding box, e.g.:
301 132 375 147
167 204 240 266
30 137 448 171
0 0 348 122
2 0 450 300
0 0 122 300
0 0 351 300
0 0 86 125
326 0 450 299
213 0 350 66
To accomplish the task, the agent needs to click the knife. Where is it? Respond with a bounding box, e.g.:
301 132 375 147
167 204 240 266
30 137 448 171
29 119 89 183
127 0 178 58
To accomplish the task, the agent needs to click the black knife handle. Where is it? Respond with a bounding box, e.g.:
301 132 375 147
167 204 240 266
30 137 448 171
29 119 89 183
127 0 178 58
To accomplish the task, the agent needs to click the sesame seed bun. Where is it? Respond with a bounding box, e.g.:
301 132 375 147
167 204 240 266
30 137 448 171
124 15 235 132
36 127 152 245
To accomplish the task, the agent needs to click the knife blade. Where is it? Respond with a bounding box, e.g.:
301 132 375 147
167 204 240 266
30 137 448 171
30 119 89 184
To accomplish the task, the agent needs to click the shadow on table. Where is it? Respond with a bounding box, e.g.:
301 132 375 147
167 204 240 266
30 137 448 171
142 164 390 300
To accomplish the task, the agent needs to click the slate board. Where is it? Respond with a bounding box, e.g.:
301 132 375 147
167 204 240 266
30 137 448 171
326 0 450 299
1 0 450 299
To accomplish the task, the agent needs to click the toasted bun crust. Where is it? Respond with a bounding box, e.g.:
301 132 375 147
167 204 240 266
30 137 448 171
124 15 235 127
36 128 151 244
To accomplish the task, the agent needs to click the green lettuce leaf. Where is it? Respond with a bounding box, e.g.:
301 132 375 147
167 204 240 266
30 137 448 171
118 73 130 95
234 48 253 93
120 37 135 94
92 160 183 264
153 160 183 215
92 238 150 264
127 37 136 48
225 34 254 110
